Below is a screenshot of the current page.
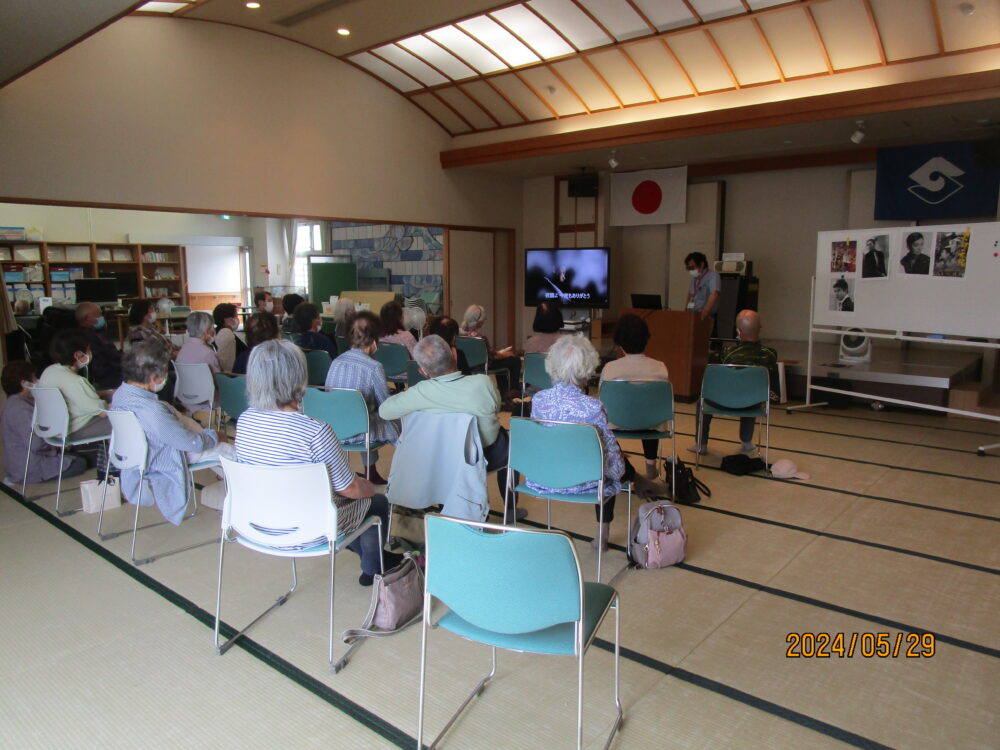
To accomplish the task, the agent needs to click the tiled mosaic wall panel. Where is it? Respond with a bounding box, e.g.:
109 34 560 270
330 222 443 300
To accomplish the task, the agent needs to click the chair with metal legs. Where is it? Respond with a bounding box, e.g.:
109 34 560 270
520 352 551 415
373 342 409 387
214 457 384 673
213 372 248 431
505 417 632 582
599 379 676 492
173 362 218 428
22 387 110 515
302 387 389 480
696 364 771 468
417 514 622 750
96 410 219 565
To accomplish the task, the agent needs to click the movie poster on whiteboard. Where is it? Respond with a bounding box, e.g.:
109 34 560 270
932 229 969 278
829 239 857 274
859 234 890 280
897 230 933 276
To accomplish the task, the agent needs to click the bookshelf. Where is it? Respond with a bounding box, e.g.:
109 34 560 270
1 241 188 307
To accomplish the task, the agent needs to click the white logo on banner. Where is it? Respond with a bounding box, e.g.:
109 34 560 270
907 157 965 205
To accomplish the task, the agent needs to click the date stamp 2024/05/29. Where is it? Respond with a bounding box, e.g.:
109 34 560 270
786 632 936 659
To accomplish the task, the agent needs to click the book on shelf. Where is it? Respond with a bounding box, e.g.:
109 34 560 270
112 249 133 261
67 246 91 261
96 249 111 262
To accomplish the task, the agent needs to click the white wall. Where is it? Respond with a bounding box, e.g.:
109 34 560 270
0 17 521 231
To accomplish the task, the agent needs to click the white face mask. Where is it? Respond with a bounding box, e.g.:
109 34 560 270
151 377 167 393
228 318 239 331
76 353 91 369
264 300 274 313
688 268 700 278
148 312 157 323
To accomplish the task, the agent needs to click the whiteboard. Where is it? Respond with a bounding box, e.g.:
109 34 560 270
813 222 1000 339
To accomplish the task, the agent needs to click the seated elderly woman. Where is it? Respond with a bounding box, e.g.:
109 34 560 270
524 301 564 354
111 342 231 524
379 300 417 356
236 339 401 585
212 303 246 373
232 312 280 375
176 311 221 373
294 303 338 358
459 303 521 395
38 329 110 441
1 360 88 486
127 299 178 358
333 297 356 339
324 311 400 485
529 334 655 551
600 313 670 481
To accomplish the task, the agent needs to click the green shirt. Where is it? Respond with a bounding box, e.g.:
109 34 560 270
378 371 501 447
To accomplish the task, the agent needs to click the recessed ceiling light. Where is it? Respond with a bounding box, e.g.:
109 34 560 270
246 1 261 9
337 28 351 36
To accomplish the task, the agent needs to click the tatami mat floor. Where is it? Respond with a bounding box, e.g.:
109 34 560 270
2 402 998 749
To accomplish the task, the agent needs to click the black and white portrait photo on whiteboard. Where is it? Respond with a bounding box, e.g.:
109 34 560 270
830 240 857 273
829 276 855 312
899 231 931 275
861 235 889 279
933 230 969 278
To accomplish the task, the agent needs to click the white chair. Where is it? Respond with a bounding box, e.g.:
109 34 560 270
173 362 218 427
22 386 110 515
97 410 220 565
214 457 384 673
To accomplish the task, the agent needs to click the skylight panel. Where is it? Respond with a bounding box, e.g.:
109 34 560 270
372 44 449 87
577 0 652 40
398 35 478 80
137 2 190 13
457 16 541 67
528 0 614 51
425 26 508 74
490 5 575 58
348 53 423 92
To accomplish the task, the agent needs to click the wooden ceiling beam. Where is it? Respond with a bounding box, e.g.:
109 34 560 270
440 69 1000 167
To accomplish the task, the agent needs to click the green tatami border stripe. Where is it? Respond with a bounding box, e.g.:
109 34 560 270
591 640 894 750
492 511 1000 659
0 482 416 750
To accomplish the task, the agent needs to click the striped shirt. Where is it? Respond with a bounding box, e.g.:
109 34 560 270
235 408 370 535
323 348 400 446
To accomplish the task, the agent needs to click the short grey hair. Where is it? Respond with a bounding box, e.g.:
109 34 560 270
122 341 170 384
246 339 307 410
413 335 455 378
545 334 599 386
461 304 485 333
186 311 213 339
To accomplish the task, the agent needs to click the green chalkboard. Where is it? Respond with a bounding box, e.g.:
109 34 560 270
309 262 357 304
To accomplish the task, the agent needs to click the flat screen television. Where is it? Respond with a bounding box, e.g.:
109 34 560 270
74 277 119 305
105 270 139 298
524 247 610 308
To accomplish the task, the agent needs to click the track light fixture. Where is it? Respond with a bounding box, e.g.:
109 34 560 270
608 150 619 169
850 120 866 145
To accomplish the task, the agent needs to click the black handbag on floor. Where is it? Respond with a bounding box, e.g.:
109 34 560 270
669 458 710 505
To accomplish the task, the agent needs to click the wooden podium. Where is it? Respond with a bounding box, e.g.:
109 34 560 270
622 309 711 401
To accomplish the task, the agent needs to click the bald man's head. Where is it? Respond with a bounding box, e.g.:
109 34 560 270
75 302 100 327
735 310 761 341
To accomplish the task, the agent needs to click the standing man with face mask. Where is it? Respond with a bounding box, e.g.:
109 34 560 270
75 301 123 390
684 252 721 323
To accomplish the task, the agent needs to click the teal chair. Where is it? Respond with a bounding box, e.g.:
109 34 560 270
214 373 248 429
417 514 622 750
335 336 350 357
520 352 551 415
303 387 388 479
697 364 771 468
505 417 631 581
373 341 409 385
303 349 332 387
456 336 510 392
406 360 426 387
599 379 676 490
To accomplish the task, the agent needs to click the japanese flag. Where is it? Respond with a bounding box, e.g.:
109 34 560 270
609 167 687 226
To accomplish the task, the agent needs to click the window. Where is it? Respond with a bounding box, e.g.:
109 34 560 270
292 222 324 292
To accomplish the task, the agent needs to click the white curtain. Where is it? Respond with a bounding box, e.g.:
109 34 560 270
280 219 298 287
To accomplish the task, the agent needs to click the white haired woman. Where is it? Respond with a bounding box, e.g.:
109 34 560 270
111 342 231 525
235 339 401 585
460 304 520 398
176 311 221 373
527 334 636 551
